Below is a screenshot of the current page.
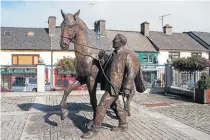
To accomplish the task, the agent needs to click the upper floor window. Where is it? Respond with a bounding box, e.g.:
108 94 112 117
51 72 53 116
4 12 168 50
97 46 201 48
191 52 202 57
12 54 39 65
169 52 180 61
143 54 153 63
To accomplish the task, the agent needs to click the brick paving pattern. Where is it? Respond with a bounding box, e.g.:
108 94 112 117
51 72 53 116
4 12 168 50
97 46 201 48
1 93 210 140
133 93 210 135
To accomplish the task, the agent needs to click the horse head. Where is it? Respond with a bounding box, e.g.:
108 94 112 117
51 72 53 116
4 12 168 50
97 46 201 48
60 9 80 50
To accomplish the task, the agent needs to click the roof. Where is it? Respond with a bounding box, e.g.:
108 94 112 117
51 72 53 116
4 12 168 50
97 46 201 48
1 27 51 50
0 26 112 51
105 30 157 52
53 28 74 50
148 31 208 51
1 26 158 53
190 31 210 47
87 29 113 51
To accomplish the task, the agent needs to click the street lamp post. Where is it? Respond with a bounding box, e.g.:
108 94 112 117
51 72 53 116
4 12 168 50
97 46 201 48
50 36 54 86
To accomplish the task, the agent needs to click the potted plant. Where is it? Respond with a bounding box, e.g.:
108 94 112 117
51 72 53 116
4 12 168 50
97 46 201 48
194 73 210 104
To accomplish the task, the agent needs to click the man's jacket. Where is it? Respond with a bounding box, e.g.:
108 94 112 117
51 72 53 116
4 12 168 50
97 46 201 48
102 47 146 95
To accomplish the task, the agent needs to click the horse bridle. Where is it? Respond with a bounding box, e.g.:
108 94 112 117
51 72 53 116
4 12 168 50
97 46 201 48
60 21 78 43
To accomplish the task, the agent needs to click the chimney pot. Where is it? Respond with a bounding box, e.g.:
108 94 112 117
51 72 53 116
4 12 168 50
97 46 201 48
141 21 150 36
94 19 106 36
163 24 172 35
48 16 56 36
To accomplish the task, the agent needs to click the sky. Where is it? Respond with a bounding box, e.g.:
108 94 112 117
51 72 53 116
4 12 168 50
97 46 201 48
1 0 210 33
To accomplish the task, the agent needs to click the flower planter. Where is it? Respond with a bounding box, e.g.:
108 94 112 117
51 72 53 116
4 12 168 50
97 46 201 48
194 88 210 104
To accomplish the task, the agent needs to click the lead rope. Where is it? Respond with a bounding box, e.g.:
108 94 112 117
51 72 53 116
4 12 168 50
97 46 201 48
70 42 127 107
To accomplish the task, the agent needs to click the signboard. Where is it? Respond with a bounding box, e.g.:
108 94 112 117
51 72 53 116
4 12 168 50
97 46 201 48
0 69 37 74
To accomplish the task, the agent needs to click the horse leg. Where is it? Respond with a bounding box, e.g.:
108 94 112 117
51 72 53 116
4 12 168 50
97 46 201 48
86 75 97 129
124 88 135 116
60 80 81 120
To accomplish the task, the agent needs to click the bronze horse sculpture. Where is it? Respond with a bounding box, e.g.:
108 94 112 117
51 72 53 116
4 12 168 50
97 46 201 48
59 9 146 126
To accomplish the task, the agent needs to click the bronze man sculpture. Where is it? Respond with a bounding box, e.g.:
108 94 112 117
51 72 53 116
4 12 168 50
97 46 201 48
81 34 146 139
59 9 145 127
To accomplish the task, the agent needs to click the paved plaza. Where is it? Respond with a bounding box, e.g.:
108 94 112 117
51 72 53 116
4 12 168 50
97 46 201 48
1 92 210 140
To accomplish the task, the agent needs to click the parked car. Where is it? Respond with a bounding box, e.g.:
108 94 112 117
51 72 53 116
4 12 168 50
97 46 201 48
1 86 11 92
11 77 56 92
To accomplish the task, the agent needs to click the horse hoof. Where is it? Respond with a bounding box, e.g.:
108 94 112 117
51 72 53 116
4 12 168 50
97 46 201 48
60 108 69 120
86 120 93 129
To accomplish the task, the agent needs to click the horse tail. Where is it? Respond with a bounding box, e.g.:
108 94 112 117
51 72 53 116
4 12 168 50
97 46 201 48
134 68 146 93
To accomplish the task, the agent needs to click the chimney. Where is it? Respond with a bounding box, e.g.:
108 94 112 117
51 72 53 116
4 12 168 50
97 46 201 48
163 24 172 35
48 16 56 36
94 19 106 36
141 21 150 36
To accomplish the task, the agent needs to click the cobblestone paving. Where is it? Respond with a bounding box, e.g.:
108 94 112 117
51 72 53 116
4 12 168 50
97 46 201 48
1 97 35 112
148 104 210 135
1 93 209 140
133 93 210 135
1 115 29 140
132 93 194 105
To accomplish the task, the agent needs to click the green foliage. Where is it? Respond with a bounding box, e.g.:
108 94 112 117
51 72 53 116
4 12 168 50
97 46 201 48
197 73 210 90
172 55 208 72
55 56 76 73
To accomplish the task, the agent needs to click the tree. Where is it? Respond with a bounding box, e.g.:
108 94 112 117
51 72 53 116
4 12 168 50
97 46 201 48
172 55 208 85
55 56 76 73
172 55 207 72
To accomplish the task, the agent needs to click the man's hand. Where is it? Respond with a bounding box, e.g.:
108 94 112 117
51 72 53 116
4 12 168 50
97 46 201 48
98 50 105 59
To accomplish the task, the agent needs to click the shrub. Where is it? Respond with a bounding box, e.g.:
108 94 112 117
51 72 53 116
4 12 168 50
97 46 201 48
172 55 208 72
55 56 76 73
197 73 210 90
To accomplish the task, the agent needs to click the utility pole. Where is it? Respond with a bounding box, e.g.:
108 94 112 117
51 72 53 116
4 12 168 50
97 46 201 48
159 14 171 31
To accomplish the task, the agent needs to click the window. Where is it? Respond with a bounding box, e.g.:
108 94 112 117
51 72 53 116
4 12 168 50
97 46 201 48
29 79 37 84
4 31 12 36
169 52 180 61
143 54 153 63
27 31 34 37
12 77 26 86
191 52 202 57
12 54 39 65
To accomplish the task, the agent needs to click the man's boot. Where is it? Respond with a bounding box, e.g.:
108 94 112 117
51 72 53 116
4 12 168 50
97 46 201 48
81 124 100 139
111 122 128 132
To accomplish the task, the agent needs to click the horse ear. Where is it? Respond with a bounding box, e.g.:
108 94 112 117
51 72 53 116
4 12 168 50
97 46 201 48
73 9 80 20
61 9 67 20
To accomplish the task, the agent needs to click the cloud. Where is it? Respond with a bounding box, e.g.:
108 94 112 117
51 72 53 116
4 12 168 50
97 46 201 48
1 1 210 32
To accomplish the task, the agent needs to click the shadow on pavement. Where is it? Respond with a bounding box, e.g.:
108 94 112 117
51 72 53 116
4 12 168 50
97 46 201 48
18 103 116 133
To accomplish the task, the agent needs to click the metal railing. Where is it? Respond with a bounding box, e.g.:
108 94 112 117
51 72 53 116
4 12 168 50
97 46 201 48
171 67 210 91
